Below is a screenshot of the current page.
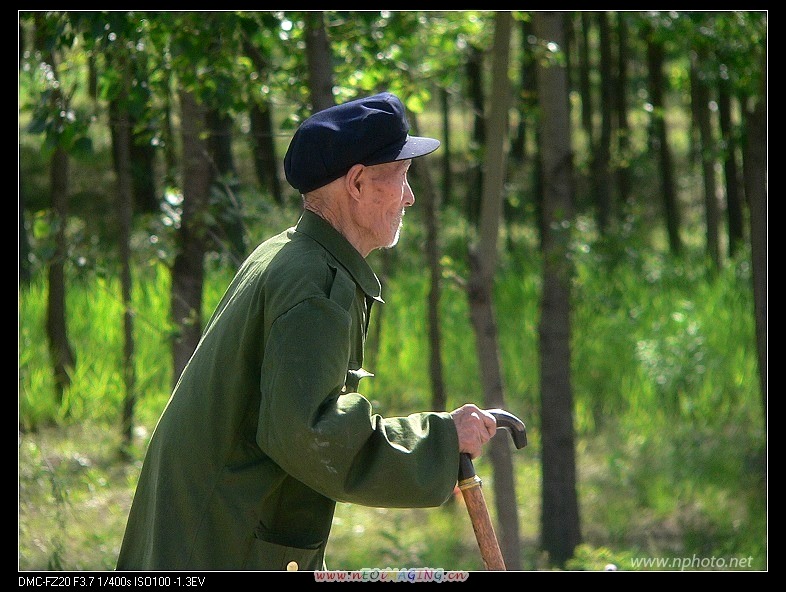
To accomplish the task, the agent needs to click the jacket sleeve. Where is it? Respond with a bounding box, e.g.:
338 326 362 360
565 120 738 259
257 295 459 508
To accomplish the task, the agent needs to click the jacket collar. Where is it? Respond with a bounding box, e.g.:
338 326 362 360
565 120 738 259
296 209 383 302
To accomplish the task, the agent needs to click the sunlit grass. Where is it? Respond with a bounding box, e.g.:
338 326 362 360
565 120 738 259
18 225 766 571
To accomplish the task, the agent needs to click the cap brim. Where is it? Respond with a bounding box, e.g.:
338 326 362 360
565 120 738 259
394 135 441 161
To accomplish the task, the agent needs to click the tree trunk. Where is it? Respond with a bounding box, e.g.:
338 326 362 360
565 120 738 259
718 77 744 258
592 11 613 234
305 11 335 112
250 102 283 204
111 60 137 454
171 90 212 386
614 12 632 205
577 12 594 149
129 124 159 214
465 43 485 228
413 157 447 412
646 35 682 256
691 49 721 269
439 87 452 206
125 56 158 214
162 67 178 186
465 11 520 570
533 10 582 568
110 94 158 215
410 113 447 413
742 98 766 425
47 145 76 404
242 37 284 205
511 17 535 163
207 109 246 266
38 35 75 406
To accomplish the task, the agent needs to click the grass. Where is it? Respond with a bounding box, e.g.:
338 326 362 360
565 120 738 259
18 423 135 571
18 209 767 571
18 417 765 571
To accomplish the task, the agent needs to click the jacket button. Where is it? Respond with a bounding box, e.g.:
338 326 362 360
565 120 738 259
286 561 299 571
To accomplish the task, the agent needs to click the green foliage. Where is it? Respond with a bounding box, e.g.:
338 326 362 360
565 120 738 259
570 223 759 434
564 544 630 571
18 231 765 569
19 13 94 160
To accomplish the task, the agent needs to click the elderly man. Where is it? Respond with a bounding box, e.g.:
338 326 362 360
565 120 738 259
116 92 498 571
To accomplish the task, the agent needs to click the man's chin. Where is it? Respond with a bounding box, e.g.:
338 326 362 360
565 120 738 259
384 222 403 249
383 235 400 250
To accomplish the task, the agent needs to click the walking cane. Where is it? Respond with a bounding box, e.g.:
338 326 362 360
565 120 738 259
457 409 527 571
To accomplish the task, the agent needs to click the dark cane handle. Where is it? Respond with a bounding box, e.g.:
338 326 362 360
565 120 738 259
457 409 527 481
488 409 527 449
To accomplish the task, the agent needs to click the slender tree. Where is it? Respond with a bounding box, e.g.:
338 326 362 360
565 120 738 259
408 119 447 412
614 11 632 205
645 23 682 256
156 11 260 383
439 87 452 205
742 73 767 425
242 31 284 204
171 88 213 385
717 73 744 258
29 13 80 404
207 108 246 266
690 46 722 268
592 11 613 233
465 11 521 569
305 11 335 111
533 10 581 568
510 16 536 164
109 61 159 215
576 12 594 150
464 42 485 227
46 142 74 403
108 47 137 455
706 10 750 260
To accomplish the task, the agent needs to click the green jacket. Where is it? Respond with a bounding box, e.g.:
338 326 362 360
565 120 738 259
116 210 459 571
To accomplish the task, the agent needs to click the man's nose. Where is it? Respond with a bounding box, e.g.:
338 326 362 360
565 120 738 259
404 180 415 207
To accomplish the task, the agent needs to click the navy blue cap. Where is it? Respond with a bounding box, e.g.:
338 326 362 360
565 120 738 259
284 92 441 193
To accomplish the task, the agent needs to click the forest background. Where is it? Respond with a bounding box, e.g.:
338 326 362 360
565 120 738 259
18 11 767 572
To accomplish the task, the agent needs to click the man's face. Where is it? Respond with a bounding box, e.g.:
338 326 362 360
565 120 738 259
356 159 415 250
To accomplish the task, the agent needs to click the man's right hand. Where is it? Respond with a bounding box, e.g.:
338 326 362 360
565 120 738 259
449 404 497 459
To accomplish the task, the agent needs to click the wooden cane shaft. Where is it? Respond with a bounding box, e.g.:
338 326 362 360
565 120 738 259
460 482 506 571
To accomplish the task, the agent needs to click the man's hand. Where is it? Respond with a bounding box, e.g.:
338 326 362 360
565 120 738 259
449 404 498 459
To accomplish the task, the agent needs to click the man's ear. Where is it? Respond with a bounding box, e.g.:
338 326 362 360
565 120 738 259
344 164 365 199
